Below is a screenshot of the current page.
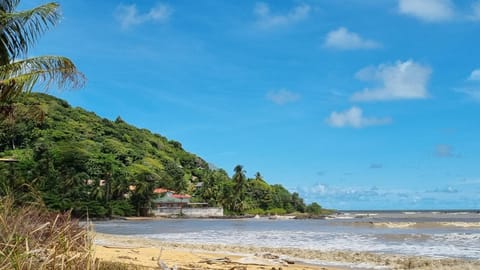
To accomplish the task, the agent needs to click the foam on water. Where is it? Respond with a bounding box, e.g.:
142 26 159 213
138 228 480 259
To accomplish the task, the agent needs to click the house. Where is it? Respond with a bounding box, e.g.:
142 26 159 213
152 189 191 208
151 188 223 217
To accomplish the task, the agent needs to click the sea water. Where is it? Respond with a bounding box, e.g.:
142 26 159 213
93 211 480 260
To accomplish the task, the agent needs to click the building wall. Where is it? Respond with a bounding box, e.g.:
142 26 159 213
182 207 223 217
154 207 181 216
153 207 223 217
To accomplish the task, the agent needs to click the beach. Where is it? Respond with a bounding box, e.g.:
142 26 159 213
94 233 341 270
94 232 480 270
92 212 480 269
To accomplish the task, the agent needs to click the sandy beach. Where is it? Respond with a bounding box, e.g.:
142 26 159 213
94 233 480 270
94 233 341 270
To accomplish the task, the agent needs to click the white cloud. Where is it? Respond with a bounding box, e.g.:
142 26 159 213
326 106 391 128
115 3 172 29
324 27 381 50
398 0 455 22
311 183 327 194
351 60 432 102
254 2 310 29
468 69 480 81
266 89 301 105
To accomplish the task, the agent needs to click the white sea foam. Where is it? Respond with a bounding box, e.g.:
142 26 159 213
440 222 480 228
140 229 480 260
329 216 355 220
373 222 417 228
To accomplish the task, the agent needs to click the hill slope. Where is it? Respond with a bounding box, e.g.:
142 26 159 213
0 94 320 217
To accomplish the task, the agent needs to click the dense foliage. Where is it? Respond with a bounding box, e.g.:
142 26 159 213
0 94 324 217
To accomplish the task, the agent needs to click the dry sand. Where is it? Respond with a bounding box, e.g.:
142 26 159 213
94 233 480 270
94 233 343 270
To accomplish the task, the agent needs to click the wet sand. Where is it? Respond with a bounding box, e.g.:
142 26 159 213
94 233 480 270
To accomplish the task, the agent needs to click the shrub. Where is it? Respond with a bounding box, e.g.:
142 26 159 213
245 208 265 215
306 202 323 215
267 208 287 215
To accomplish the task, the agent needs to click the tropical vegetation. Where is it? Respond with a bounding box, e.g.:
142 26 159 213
0 93 328 217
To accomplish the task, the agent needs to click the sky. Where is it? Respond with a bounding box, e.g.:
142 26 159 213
22 0 480 210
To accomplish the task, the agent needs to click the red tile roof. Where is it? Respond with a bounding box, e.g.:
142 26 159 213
172 194 191 199
153 188 170 194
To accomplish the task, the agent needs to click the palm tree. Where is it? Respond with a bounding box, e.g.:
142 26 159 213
232 165 247 213
0 0 85 103
233 165 246 190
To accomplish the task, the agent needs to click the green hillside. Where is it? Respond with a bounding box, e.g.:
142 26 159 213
0 94 324 217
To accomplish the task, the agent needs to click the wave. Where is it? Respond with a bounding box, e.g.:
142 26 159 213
137 229 480 260
351 221 480 229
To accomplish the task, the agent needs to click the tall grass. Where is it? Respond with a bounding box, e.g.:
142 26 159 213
0 196 151 269
0 196 95 270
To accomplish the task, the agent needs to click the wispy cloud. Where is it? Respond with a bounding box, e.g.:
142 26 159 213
253 2 310 30
468 69 480 81
435 144 458 158
398 0 455 22
351 60 431 102
469 1 480 21
457 88 480 101
324 27 381 50
266 89 301 105
455 69 480 101
115 3 172 29
326 106 391 128
428 186 458 194
369 163 383 169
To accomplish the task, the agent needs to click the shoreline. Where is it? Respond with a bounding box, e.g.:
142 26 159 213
93 232 480 270
94 232 344 270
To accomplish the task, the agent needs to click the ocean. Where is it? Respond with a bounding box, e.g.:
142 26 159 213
93 211 480 263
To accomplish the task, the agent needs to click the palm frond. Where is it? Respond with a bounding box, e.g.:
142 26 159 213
0 55 86 101
0 0 20 13
0 2 60 61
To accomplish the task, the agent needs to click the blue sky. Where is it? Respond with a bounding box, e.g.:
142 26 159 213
24 0 480 210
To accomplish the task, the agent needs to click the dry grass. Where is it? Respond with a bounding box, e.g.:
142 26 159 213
0 196 96 269
0 196 160 269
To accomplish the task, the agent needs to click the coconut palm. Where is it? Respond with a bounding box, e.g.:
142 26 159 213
0 0 85 103
232 165 248 213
